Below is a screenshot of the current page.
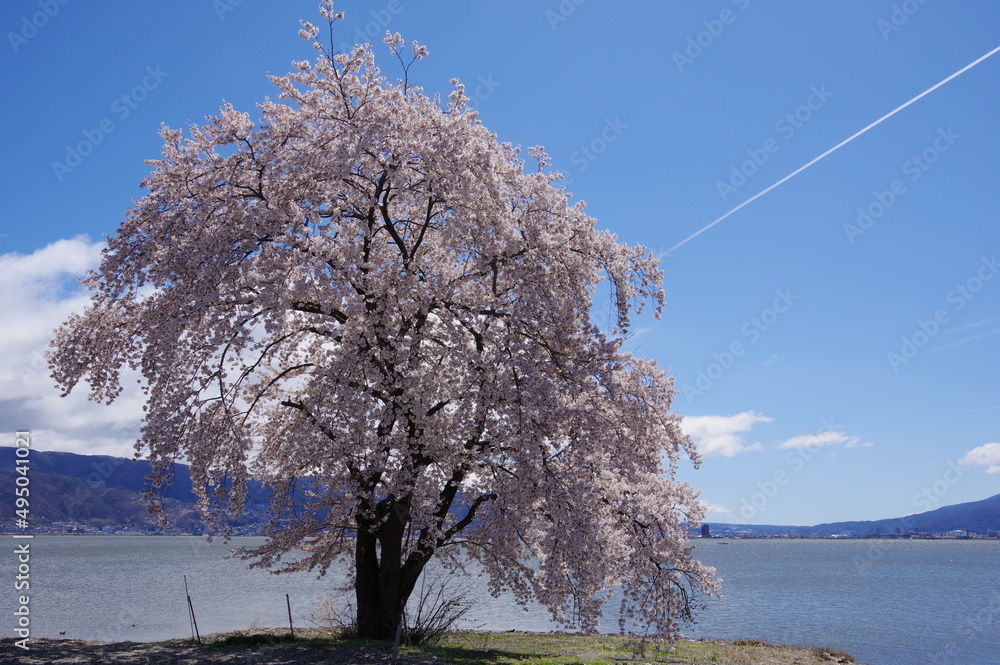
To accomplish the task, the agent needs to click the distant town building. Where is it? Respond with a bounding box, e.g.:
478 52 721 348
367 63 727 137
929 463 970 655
702 524 711 538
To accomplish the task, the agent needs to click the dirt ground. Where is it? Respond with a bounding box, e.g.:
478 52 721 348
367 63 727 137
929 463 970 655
1 632 861 665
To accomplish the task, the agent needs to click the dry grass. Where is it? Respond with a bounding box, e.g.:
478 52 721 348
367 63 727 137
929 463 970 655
12 630 863 665
410 631 861 665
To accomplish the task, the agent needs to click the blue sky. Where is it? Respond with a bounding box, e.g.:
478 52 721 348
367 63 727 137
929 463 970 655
1 1 998 526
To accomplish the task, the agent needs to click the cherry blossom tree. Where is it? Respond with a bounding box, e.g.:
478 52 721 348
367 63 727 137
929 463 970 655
48 5 717 641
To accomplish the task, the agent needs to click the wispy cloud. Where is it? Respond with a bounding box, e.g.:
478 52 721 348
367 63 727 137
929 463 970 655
699 502 732 514
777 430 864 450
927 326 1000 355
681 411 772 458
937 405 1000 417
941 316 1000 335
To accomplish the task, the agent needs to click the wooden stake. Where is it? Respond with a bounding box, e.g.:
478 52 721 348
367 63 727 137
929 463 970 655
286 593 295 638
183 575 201 644
391 614 404 665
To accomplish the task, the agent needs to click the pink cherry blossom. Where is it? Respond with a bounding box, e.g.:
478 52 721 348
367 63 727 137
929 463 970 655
48 7 717 641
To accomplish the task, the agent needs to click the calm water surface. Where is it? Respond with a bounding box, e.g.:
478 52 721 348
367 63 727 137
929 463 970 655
2 536 997 665
689 539 999 665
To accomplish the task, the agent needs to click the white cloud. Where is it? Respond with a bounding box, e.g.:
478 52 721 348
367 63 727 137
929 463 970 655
959 443 1000 474
0 236 102 284
777 430 860 450
699 502 731 514
0 237 102 362
0 237 144 458
681 411 772 458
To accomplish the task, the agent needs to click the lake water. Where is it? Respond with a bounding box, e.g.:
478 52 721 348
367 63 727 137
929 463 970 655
2 536 997 665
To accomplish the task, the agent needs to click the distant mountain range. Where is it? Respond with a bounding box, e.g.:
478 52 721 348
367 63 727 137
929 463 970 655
3 447 998 537
0 447 270 534
706 493 1000 538
805 493 1000 536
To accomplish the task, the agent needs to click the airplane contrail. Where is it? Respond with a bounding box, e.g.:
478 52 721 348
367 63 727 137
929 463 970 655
936 404 1000 417
663 44 1000 256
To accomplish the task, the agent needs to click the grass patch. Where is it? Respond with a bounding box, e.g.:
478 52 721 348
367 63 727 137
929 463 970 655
156 628 859 665
813 646 856 662
733 638 776 647
407 632 861 665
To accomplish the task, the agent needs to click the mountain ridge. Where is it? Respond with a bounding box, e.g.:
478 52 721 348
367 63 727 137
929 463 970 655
0 446 269 534
707 491 1000 538
3 447 998 537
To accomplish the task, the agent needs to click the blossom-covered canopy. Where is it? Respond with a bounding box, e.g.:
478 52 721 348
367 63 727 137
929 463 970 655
49 6 717 639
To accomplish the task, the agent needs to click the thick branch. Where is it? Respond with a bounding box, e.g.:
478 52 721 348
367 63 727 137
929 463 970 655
290 300 348 324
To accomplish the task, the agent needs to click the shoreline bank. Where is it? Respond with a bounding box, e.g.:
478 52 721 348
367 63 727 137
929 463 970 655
3 629 863 665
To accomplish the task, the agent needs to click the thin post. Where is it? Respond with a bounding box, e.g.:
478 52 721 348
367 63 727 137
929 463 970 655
391 612 404 665
183 575 194 641
187 595 201 644
184 575 201 644
286 593 294 638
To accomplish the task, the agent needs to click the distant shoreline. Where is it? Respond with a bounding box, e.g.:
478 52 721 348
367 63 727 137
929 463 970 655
4 529 998 541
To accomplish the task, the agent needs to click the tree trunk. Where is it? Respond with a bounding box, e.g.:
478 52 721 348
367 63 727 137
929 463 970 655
355 527 393 639
354 501 431 641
